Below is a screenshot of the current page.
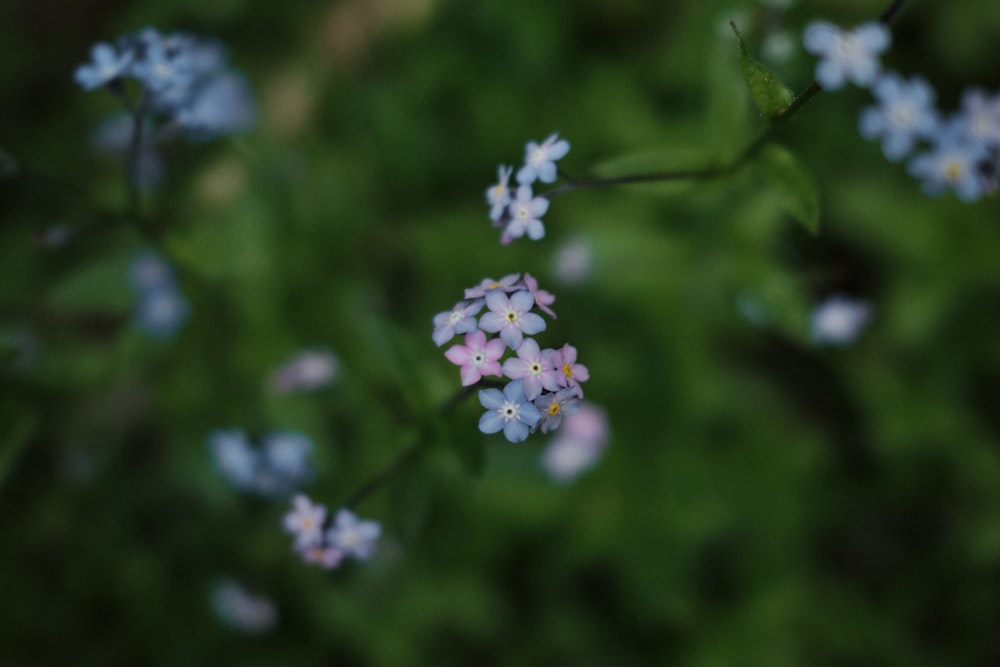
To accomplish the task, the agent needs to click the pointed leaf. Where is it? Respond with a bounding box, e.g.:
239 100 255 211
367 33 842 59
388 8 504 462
757 144 821 235
731 22 794 119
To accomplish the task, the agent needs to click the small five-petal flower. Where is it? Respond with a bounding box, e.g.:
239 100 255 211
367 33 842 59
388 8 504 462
478 380 542 443
445 330 506 386
479 290 547 350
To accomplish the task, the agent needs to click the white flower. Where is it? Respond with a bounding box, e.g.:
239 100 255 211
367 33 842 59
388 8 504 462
810 295 872 345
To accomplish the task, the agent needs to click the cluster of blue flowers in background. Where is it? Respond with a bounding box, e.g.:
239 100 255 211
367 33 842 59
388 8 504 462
209 430 314 497
283 495 382 570
486 134 570 244
128 250 190 338
434 273 589 443
803 21 999 202
74 28 254 184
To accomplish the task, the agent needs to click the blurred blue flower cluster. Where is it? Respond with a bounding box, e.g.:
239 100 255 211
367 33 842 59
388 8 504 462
74 27 254 164
803 21 1000 201
128 250 190 338
208 430 314 497
485 133 570 244
283 495 382 570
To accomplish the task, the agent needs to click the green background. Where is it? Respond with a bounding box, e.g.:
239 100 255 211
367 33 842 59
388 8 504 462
2 0 1000 664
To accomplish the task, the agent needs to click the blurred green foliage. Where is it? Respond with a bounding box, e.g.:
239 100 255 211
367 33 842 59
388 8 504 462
2 0 1000 664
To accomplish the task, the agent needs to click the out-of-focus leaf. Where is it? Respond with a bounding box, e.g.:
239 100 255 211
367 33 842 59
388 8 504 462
0 405 37 491
731 22 794 119
756 143 820 235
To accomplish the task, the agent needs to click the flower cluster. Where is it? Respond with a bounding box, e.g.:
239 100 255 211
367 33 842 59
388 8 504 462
485 133 570 244
803 21 999 201
209 430 314 497
129 250 190 338
433 273 589 443
540 402 611 482
74 28 255 141
283 494 382 570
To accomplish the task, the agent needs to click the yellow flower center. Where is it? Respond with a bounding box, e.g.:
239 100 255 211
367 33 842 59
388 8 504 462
944 160 964 182
563 364 573 378
548 403 561 416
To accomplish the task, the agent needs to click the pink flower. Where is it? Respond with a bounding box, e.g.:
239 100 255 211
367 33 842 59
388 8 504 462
552 343 589 397
523 272 556 319
444 330 506 386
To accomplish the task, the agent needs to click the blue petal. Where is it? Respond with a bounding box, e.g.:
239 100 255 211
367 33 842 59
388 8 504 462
503 379 527 403
479 410 504 434
479 388 505 410
503 420 529 442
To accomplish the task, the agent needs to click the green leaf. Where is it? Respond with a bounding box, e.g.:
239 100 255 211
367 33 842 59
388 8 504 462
0 406 37 491
731 22 794 119
756 144 821 235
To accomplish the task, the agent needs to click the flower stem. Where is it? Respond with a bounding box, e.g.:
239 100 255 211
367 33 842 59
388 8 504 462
543 0 909 199
341 380 501 509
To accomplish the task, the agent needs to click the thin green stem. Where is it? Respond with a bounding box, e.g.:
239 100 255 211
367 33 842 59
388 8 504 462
341 379 503 509
543 0 908 199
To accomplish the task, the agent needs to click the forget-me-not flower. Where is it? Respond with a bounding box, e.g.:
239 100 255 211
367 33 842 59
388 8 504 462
74 42 132 90
433 299 484 347
533 387 581 434
551 343 589 398
908 120 989 202
486 165 515 223
479 289 546 350
478 380 542 443
516 133 571 185
810 295 872 345
859 73 939 162
283 494 327 550
505 186 549 242
326 509 381 561
464 274 521 300
500 338 561 400
445 329 506 386
803 21 890 90
957 88 1000 149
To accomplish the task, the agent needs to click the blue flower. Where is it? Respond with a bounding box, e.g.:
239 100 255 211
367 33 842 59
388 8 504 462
486 165 515 223
261 432 313 482
516 133 570 185
129 30 195 96
478 379 543 443
504 185 549 242
432 299 484 347
478 289 546 350
326 509 381 560
802 21 890 90
533 387 581 434
209 430 258 490
74 42 132 90
176 74 256 139
129 250 177 292
908 120 989 202
859 73 939 162
956 88 1000 150
135 286 190 338
810 295 872 346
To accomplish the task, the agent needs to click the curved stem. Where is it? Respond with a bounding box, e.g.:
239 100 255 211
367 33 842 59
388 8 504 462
543 0 908 199
342 379 503 509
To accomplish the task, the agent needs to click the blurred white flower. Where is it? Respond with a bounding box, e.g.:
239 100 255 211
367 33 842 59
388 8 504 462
269 349 339 393
810 295 872 345
552 237 593 285
540 403 610 482
210 579 277 634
